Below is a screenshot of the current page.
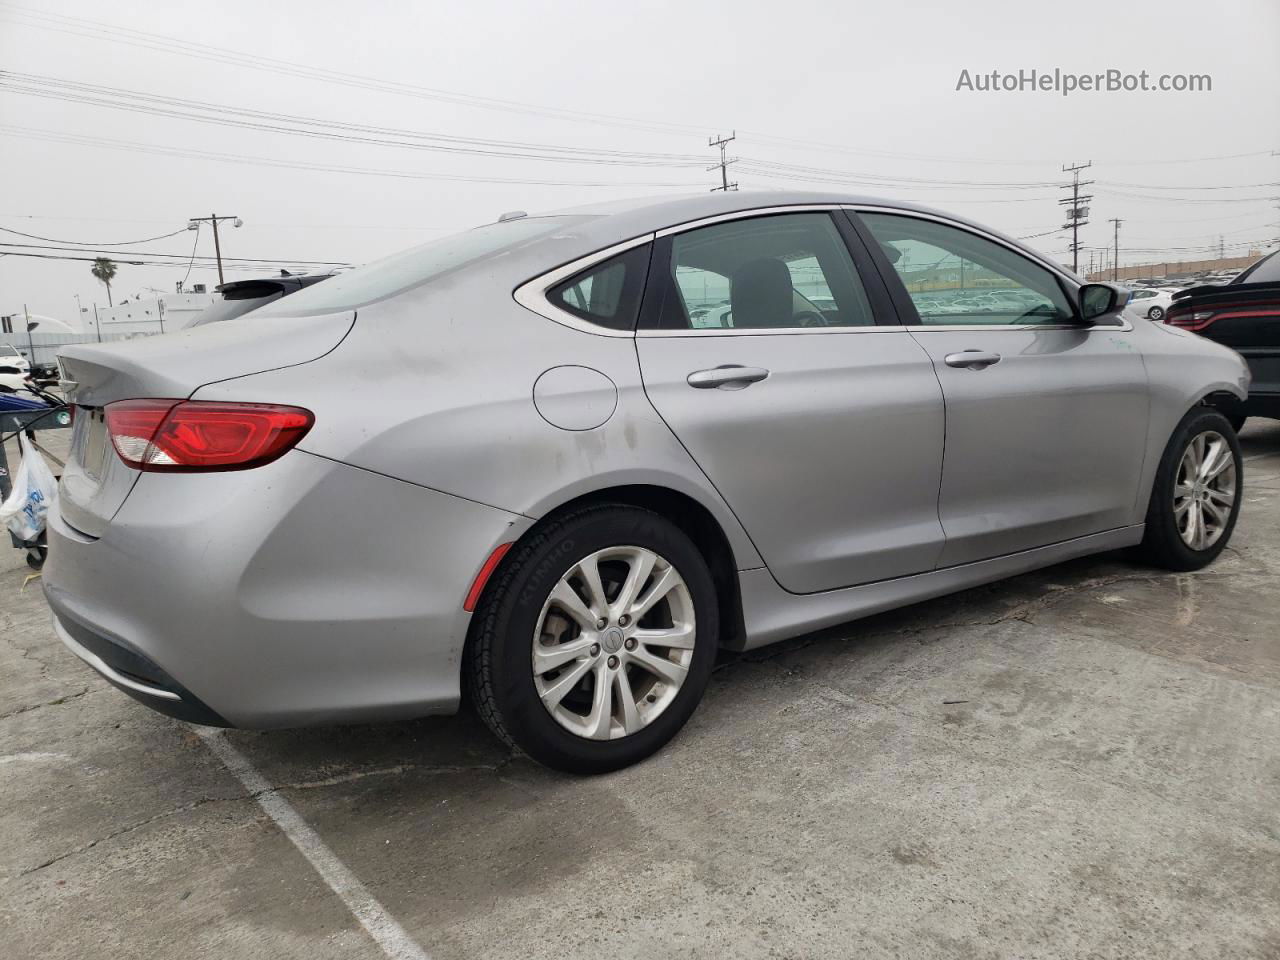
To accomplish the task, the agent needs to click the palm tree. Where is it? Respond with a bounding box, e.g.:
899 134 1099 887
90 257 118 306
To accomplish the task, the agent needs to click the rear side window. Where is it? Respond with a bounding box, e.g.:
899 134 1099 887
254 216 583 317
656 213 875 330
548 244 651 331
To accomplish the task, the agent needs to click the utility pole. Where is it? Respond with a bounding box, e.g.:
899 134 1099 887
707 132 738 193
93 303 101 342
186 214 243 287
1059 161 1093 275
1109 218 1123 281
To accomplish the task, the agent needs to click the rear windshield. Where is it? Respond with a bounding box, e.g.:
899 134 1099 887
1234 251 1280 285
188 295 283 327
254 216 583 317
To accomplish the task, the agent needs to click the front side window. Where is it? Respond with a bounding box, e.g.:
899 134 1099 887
658 213 875 330
548 244 651 331
860 213 1074 326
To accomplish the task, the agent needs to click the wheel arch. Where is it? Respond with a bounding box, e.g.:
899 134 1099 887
480 483 749 652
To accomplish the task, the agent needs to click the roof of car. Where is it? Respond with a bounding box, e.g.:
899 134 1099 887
520 189 1077 282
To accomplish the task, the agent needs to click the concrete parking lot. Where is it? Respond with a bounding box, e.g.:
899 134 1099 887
2 423 1278 960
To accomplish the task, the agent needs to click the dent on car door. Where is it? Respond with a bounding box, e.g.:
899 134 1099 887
854 210 1149 567
635 210 946 594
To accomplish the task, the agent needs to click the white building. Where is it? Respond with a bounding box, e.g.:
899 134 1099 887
0 312 79 336
92 291 218 336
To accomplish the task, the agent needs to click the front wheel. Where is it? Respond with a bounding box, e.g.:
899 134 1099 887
466 504 719 774
1137 407 1242 571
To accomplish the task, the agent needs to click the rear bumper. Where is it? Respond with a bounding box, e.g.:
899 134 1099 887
43 449 532 728
49 603 230 726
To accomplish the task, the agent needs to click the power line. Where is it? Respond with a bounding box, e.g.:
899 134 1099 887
0 125 706 189
5 4 1274 172
0 4 714 139
4 71 1271 206
0 249 305 271
0 223 188 245
0 72 708 168
0 240 347 266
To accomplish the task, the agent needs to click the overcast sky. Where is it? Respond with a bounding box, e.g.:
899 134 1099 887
1 0 1277 325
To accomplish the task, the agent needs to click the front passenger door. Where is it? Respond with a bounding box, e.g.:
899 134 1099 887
856 211 1149 568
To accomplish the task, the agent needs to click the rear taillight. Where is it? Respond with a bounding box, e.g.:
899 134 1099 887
105 399 314 472
1165 309 1218 331
1166 302 1280 332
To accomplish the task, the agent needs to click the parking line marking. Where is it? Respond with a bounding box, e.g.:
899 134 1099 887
199 730 431 960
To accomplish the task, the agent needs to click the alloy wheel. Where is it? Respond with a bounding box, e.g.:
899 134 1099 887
531 546 696 740
1174 430 1236 550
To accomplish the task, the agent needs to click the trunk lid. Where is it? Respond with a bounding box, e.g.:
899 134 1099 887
1168 282 1280 397
57 310 353 537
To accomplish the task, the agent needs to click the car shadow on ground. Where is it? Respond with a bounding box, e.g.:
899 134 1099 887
225 418 1280 779
214 545 1172 781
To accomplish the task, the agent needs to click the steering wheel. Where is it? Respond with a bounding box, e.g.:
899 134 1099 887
794 311 829 327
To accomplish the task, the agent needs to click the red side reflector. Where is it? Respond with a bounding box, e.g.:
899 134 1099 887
105 399 314 472
464 542 513 612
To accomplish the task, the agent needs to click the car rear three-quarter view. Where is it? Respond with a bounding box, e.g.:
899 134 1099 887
43 191 1253 773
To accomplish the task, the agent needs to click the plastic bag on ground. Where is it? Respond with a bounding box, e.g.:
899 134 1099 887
0 433 58 542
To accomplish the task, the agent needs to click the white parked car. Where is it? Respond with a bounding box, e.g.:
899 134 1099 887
1126 287 1178 321
0 342 32 391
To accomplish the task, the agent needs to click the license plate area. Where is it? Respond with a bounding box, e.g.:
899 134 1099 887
74 408 109 483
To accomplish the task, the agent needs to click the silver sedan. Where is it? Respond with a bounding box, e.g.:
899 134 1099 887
45 191 1249 772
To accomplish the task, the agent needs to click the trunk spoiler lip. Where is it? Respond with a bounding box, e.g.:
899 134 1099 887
55 309 356 408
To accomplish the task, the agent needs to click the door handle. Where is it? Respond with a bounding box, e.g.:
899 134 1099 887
686 365 770 389
944 350 1002 370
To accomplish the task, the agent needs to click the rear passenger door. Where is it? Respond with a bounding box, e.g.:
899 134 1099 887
853 209 1149 567
636 209 947 594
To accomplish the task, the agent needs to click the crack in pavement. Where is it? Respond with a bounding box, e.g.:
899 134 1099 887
0 687 94 723
9 755 518 879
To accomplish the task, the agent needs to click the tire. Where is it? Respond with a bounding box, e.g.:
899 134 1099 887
466 503 719 774
1226 414 1247 434
25 546 46 570
1137 407 1243 571
1147 305 1165 321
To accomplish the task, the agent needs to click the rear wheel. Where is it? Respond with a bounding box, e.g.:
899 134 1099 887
466 504 718 774
1137 408 1242 571
1147 305 1165 321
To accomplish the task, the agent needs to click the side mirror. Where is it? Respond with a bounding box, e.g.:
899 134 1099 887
1078 282 1126 323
